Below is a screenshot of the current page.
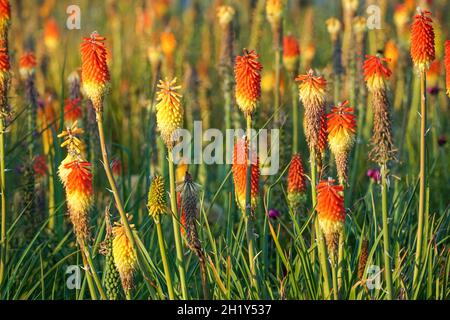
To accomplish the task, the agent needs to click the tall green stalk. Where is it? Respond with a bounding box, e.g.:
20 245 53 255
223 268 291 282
0 118 6 284
381 164 393 299
413 72 427 288
168 150 188 299
155 217 175 300
292 81 299 154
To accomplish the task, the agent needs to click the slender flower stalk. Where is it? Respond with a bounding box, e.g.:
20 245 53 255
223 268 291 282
363 54 396 299
147 175 174 300
154 77 188 299
0 0 9 284
234 49 262 293
295 69 331 298
283 35 300 152
410 8 435 289
80 33 139 278
326 17 343 105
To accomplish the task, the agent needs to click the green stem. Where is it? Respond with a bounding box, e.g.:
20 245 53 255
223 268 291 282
331 254 339 300
274 46 281 127
381 164 393 299
83 242 107 300
80 248 98 300
413 72 427 289
155 218 175 300
0 118 6 284
168 150 188 299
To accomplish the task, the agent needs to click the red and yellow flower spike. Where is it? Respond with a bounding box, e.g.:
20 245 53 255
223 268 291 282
64 160 93 241
155 77 183 148
234 49 262 116
410 9 435 73
44 18 60 51
283 35 300 73
296 69 327 107
0 46 9 113
327 100 356 185
0 0 10 39
19 52 37 79
445 40 450 97
287 154 306 211
362 54 392 92
316 178 345 255
266 0 284 26
80 32 110 108
64 98 82 123
232 137 260 213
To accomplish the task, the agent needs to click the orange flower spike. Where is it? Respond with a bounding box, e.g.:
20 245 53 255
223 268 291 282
283 35 300 73
234 49 262 116
327 100 356 155
19 52 37 79
287 154 306 211
316 179 345 238
80 32 110 108
232 138 260 213
0 0 10 34
410 9 435 73
445 40 450 97
44 18 60 51
64 98 82 123
362 54 392 92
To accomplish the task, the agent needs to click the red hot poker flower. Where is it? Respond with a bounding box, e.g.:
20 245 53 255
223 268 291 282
363 55 392 92
410 9 435 73
234 49 262 116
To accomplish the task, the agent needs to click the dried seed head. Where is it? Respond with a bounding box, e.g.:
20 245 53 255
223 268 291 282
155 77 183 148
232 138 260 214
80 32 110 109
410 9 435 73
357 239 369 280
112 218 137 295
234 49 262 116
147 175 167 218
370 90 396 164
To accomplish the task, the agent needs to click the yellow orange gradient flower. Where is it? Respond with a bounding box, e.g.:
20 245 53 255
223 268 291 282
0 0 10 36
112 219 138 293
155 77 183 148
19 52 37 79
44 18 60 51
80 32 110 108
283 35 300 73
232 138 260 213
362 55 392 92
296 70 327 107
316 179 345 252
234 49 262 116
327 100 356 156
266 0 284 26
410 9 435 73
287 154 306 211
